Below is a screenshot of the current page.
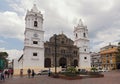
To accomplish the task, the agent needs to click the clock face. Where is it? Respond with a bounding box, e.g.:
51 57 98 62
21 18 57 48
33 33 38 37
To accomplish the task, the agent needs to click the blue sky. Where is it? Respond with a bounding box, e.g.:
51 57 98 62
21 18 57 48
0 37 23 50
0 0 120 60
0 0 23 50
0 0 11 11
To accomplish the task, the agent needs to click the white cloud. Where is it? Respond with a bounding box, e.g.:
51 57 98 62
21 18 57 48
0 0 120 54
0 11 24 41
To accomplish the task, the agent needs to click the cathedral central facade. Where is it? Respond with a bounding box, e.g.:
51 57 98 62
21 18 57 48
44 34 79 68
14 4 91 75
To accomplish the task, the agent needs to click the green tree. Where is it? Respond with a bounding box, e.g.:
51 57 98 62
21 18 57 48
0 52 8 70
65 66 78 77
0 52 8 58
91 67 98 72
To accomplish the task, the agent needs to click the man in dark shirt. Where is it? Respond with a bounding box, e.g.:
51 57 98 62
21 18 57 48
27 68 31 78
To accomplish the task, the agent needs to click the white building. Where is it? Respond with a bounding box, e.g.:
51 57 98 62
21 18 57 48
74 19 91 69
13 5 91 75
90 52 102 69
14 4 44 75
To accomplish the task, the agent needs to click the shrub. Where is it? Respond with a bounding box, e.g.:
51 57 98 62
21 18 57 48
91 67 98 72
64 66 78 77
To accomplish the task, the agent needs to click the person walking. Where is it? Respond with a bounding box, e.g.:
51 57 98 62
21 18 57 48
31 69 35 78
10 69 13 77
1 71 5 81
27 68 31 78
7 69 10 78
20 69 23 77
48 68 51 76
0 70 2 80
4 70 8 79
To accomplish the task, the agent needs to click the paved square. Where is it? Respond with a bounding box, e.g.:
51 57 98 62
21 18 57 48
0 70 120 84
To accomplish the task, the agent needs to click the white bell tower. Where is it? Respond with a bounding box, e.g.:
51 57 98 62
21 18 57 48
74 19 91 69
23 4 44 71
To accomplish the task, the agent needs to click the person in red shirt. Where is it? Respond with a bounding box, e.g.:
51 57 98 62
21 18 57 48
10 69 13 77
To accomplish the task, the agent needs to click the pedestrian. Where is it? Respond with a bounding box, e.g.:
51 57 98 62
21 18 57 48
20 69 23 77
7 69 10 78
1 71 5 81
31 69 35 78
48 68 51 76
10 69 13 77
0 70 2 80
4 70 8 78
27 68 31 78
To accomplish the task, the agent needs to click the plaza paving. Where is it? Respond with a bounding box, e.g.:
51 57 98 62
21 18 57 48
0 70 120 84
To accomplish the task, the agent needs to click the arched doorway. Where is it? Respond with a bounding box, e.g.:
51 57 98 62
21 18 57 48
59 57 67 68
74 59 78 67
44 58 51 67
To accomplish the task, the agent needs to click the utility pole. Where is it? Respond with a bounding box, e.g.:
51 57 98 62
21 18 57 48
54 34 57 74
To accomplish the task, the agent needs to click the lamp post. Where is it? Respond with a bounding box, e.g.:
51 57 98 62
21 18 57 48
54 34 57 74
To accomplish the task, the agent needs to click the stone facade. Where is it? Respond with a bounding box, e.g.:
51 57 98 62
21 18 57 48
44 34 79 68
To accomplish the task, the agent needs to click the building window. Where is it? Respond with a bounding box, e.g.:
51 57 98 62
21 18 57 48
107 60 109 63
83 33 86 37
34 21 38 27
61 41 64 44
76 33 78 38
61 38 65 44
106 55 109 58
33 41 38 44
74 51 77 56
33 53 37 56
84 49 86 51
84 57 87 60
45 48 51 54
44 58 51 67
61 49 65 54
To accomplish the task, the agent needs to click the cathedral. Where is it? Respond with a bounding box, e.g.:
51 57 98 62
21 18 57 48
14 4 91 75
44 34 79 68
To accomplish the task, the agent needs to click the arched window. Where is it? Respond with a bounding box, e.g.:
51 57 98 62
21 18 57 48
83 33 86 37
34 21 38 27
59 57 67 68
76 33 78 38
44 58 51 67
74 60 78 67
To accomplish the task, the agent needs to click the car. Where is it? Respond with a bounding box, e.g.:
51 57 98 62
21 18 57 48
98 69 105 72
98 69 110 72
37 70 52 75
78 69 87 72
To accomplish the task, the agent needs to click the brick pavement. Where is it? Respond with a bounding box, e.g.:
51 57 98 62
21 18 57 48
0 70 120 84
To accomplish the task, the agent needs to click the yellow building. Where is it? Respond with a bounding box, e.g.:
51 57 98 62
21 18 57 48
100 44 117 70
